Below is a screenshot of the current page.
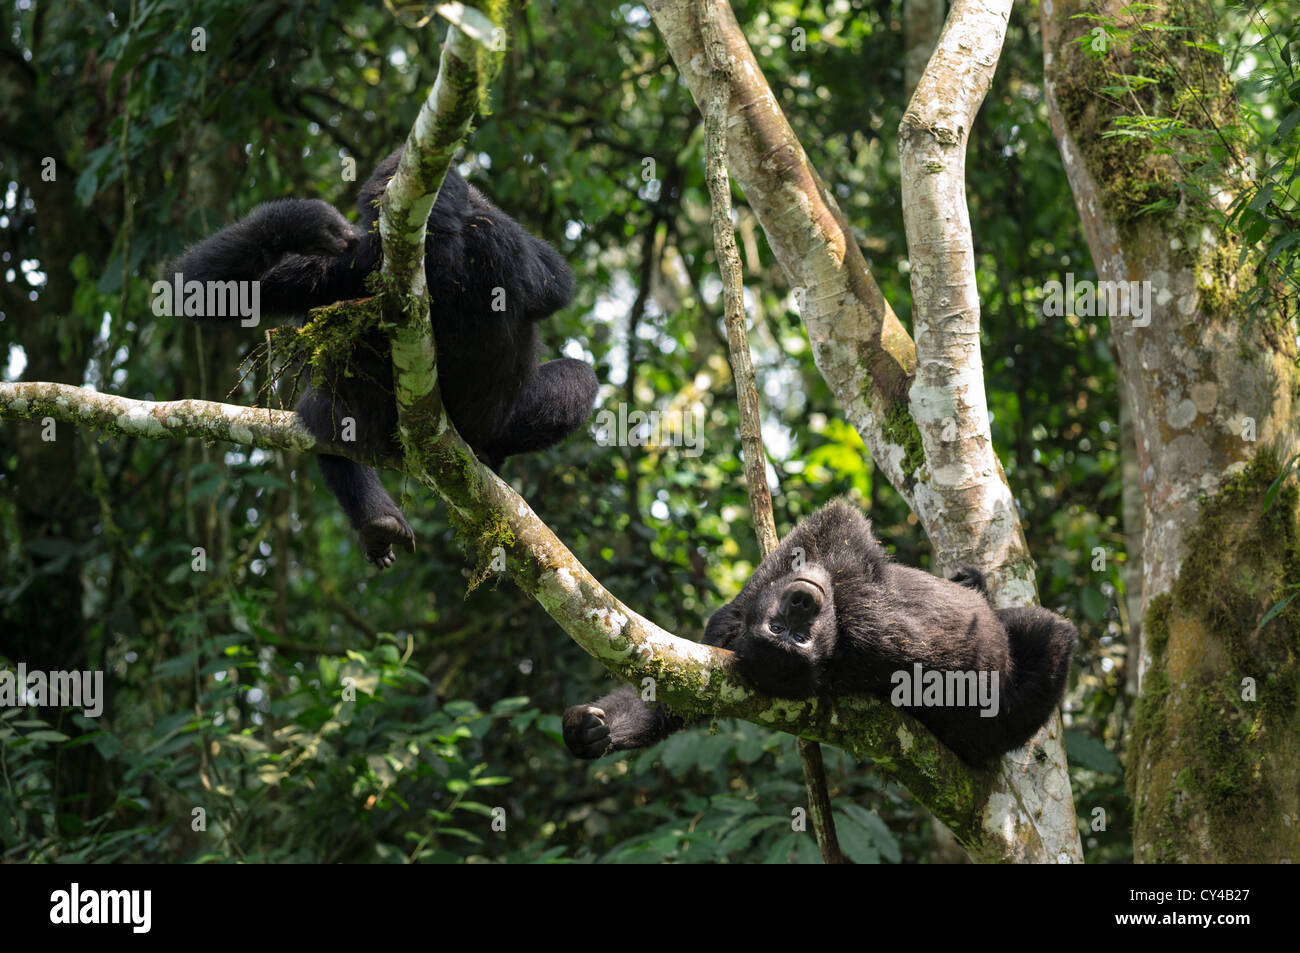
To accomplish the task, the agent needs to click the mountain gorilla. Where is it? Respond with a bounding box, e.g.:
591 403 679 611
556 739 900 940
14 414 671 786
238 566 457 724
563 500 1077 766
166 148 598 567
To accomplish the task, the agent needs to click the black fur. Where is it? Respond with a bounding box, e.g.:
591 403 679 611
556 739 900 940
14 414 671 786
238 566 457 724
564 500 1077 766
167 149 599 567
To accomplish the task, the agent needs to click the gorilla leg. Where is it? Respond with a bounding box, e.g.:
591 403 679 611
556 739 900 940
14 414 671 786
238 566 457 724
487 358 598 461
297 384 413 569
996 605 1077 719
315 456 415 569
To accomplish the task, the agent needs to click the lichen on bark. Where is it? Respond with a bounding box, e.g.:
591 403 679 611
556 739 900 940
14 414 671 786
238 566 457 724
1128 448 1300 862
881 402 927 487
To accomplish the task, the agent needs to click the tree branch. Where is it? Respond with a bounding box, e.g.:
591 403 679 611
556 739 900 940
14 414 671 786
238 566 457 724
699 0 843 865
0 373 998 846
900 0 1028 589
0 381 397 466
646 0 922 498
898 0 1082 863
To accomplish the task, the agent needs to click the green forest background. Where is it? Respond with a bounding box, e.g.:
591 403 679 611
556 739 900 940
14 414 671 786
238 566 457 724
0 0 1292 863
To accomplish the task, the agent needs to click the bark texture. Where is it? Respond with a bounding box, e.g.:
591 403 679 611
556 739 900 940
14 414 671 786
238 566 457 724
899 0 1082 863
380 21 488 480
646 0 920 497
699 0 843 863
903 0 947 103
900 0 1032 595
0 381 383 463
1043 0 1300 862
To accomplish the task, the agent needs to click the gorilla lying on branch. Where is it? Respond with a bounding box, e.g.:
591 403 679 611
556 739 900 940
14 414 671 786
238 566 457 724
166 148 598 568
563 500 1076 766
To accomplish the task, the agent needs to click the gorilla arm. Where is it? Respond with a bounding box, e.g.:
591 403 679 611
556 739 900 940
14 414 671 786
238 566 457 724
165 199 358 323
561 602 744 759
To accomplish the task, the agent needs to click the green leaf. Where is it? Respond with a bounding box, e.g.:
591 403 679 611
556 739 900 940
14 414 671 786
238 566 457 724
1247 184 1275 212
490 696 531 716
717 815 784 855
833 810 881 864
1265 232 1299 264
1276 109 1300 142
25 730 70 743
838 802 901 863
433 827 483 845
1081 585 1108 622
443 700 480 719
1255 591 1298 634
1262 453 1299 513
1064 730 1122 774
764 832 800 864
793 834 821 864
1244 215 1271 246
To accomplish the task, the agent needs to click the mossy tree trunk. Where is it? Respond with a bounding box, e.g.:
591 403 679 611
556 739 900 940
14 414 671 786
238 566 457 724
1043 0 1300 862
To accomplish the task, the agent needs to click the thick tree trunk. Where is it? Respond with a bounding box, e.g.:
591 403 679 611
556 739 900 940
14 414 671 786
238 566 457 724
1118 387 1144 702
1043 0 1300 862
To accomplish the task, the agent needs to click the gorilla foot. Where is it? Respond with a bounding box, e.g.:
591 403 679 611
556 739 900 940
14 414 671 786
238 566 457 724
360 511 416 569
562 705 611 759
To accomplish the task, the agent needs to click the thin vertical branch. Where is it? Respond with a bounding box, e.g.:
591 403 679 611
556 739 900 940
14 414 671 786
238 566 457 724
698 0 843 865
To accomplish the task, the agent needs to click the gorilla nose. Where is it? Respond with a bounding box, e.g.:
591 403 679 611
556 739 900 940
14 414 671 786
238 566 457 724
779 580 823 625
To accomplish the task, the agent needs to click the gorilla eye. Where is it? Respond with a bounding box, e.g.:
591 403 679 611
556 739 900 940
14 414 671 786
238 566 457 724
769 620 787 636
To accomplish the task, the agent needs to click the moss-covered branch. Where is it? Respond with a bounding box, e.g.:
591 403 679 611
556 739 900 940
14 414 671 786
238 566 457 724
376 20 487 482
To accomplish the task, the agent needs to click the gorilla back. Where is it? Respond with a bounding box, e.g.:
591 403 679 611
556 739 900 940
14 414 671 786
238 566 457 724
166 149 599 567
564 500 1076 766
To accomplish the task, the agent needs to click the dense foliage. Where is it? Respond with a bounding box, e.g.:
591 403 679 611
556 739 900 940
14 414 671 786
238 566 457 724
0 0 1292 863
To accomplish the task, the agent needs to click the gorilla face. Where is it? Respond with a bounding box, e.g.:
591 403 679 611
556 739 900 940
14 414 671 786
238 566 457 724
732 564 837 698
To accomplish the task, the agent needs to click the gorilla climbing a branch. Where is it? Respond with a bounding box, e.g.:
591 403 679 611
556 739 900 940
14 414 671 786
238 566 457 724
167 148 598 567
